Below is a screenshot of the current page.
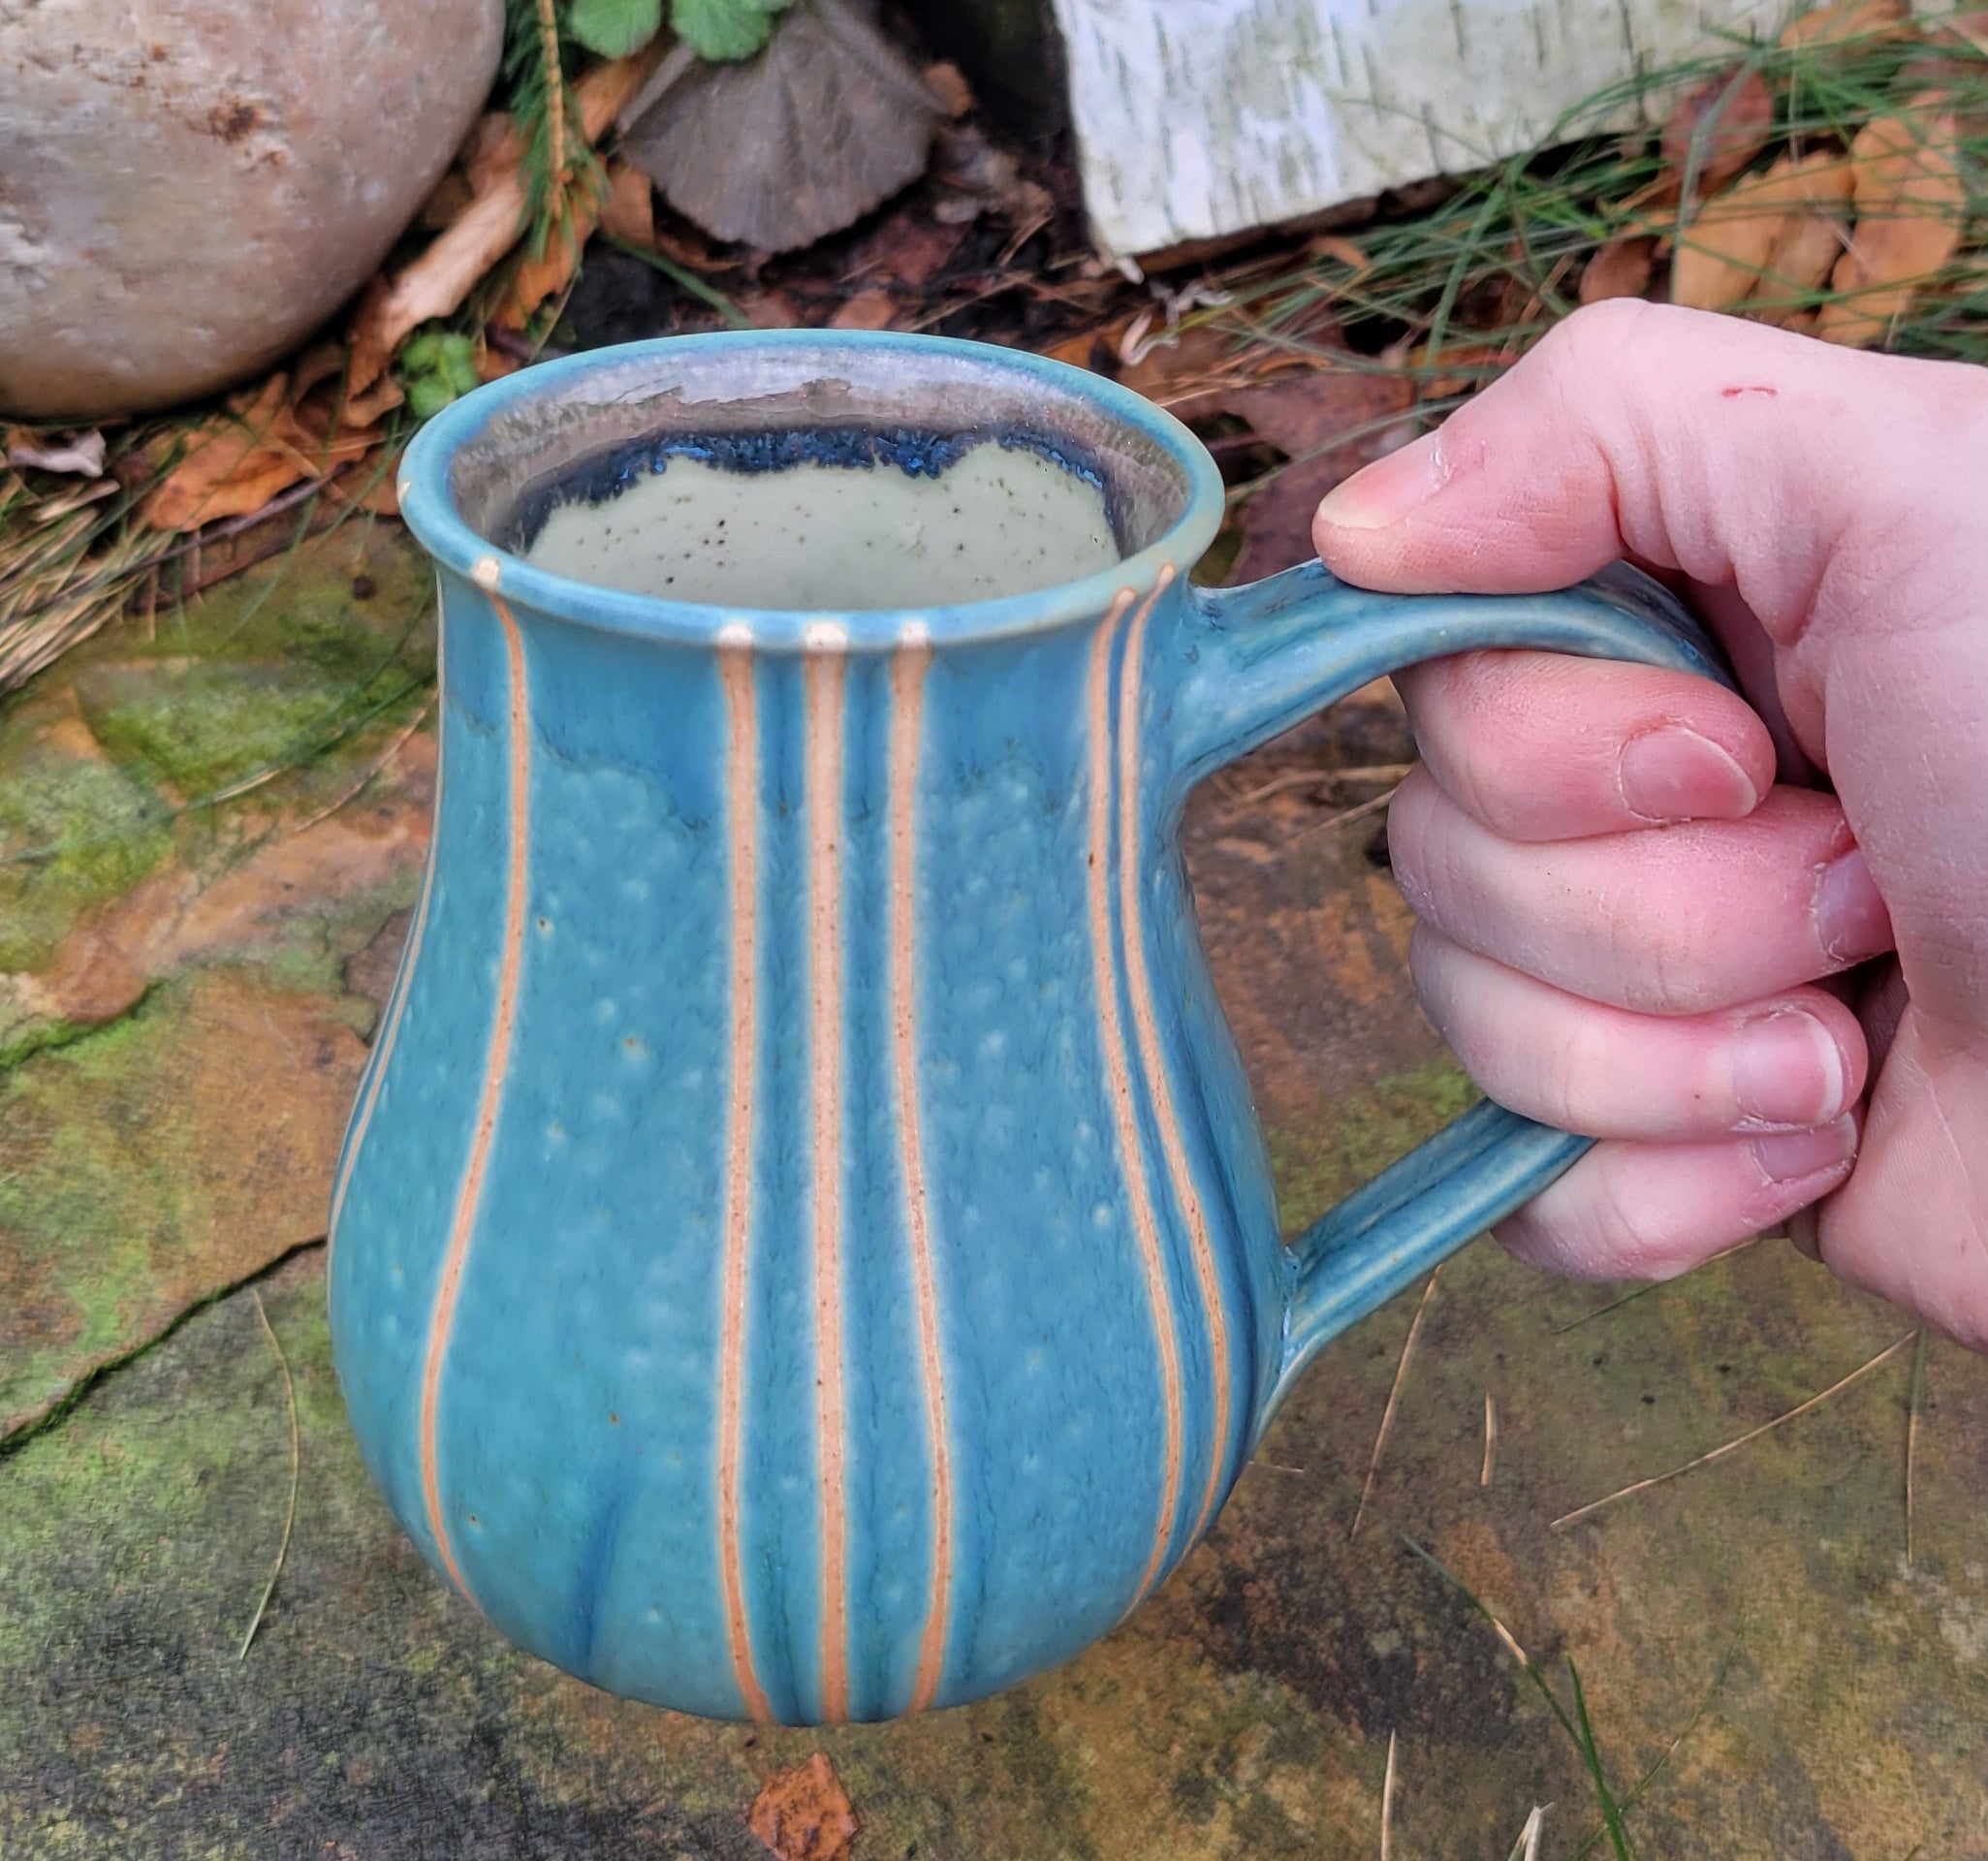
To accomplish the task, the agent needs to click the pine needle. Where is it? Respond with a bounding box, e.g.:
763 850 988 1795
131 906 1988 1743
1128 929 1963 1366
1552 1331 1917 1530
1380 1730 1398 1861
1553 1238 1761 1335
1506 1806 1549 1861
1907 1328 1929 1568
1482 1391 1499 1488
1351 1267 1441 1540
238 1289 300 1661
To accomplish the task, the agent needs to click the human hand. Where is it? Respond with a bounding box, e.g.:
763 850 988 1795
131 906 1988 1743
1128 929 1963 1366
1311 300 1988 1346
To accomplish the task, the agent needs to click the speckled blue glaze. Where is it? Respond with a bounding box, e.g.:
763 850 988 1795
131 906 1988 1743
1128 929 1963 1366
330 331 1728 1726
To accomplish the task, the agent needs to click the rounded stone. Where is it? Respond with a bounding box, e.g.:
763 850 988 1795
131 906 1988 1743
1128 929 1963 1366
0 0 504 421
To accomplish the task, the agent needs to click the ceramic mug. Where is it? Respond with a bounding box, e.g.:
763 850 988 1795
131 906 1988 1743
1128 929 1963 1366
331 331 1726 1725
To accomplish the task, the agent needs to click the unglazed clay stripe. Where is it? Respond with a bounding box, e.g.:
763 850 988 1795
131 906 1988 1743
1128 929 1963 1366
889 633 953 1714
418 593 531 1604
805 642 852 1724
716 636 772 1722
327 649 445 1258
1114 567 1233 1554
1086 588 1184 1604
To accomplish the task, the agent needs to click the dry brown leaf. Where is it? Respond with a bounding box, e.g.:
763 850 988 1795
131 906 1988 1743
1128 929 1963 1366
923 59 974 117
1307 233 1371 275
1660 68 1776 199
598 158 656 248
492 207 598 331
347 49 659 389
852 210 968 289
1819 108 1965 345
474 340 520 383
418 169 476 232
1780 0 1907 48
1215 371 1419 584
1671 151 1852 312
741 290 805 329
339 371 406 427
142 372 381 532
1580 235 1657 303
747 1753 858 1861
462 111 523 196
830 287 898 331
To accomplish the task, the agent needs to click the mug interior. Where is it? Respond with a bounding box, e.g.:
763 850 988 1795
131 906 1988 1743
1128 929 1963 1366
446 335 1201 593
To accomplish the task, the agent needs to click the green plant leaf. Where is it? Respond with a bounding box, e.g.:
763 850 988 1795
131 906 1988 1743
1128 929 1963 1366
671 0 788 62
565 0 662 59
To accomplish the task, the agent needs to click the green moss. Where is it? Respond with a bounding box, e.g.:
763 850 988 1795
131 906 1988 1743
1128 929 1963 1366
1266 1055 1478 1236
0 748 172 973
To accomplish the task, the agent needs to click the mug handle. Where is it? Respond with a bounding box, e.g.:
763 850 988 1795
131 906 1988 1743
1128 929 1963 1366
1164 559 1737 1418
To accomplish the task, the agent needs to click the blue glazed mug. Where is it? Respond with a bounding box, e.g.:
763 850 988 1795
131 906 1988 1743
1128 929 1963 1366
331 331 1726 1724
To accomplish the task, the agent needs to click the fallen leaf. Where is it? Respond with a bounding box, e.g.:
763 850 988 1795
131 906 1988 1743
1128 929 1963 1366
462 110 524 196
748 1753 858 1861
141 373 382 532
1659 68 1776 198
1217 371 1419 584
348 48 660 389
598 157 656 248
740 289 805 328
830 287 898 331
1116 322 1236 401
473 340 521 383
5 428 106 476
1671 151 1852 313
491 211 599 331
1580 235 1657 302
923 58 974 117
851 209 967 289
418 168 476 232
1745 159 1855 319
1819 107 1965 345
1306 233 1371 275
337 372 407 427
1781 0 1908 48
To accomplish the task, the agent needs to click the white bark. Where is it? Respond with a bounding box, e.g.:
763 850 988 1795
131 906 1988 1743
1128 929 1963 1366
1052 0 1783 255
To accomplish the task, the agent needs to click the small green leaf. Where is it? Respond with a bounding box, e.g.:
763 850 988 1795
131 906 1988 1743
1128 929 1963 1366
406 375 463 421
564 0 662 59
671 0 782 62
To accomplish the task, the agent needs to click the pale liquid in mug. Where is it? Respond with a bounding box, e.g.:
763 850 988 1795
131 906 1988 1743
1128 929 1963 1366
521 436 1121 611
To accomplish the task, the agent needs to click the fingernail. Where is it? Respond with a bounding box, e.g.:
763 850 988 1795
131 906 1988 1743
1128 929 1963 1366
1732 1008 1847 1127
1814 845 1893 967
1751 1115 1858 1184
1314 434 1450 531
1618 725 1759 823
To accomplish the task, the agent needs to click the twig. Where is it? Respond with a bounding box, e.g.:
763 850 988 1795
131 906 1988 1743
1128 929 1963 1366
1481 1391 1499 1488
1380 1730 1398 1861
1907 1329 1929 1568
1351 1267 1441 1540
1551 1331 1917 1530
286 694 435 837
238 1290 300 1660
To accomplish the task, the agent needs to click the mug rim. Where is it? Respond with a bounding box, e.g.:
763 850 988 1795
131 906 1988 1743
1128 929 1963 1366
399 329 1227 650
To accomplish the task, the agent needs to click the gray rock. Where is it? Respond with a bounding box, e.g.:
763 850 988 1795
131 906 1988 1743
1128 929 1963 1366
0 0 503 421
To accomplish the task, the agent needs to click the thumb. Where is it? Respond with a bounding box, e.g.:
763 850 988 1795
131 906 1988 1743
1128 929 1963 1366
1310 300 1982 633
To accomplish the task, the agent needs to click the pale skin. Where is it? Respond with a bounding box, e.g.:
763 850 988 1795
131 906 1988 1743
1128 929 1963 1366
1310 299 1988 1348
